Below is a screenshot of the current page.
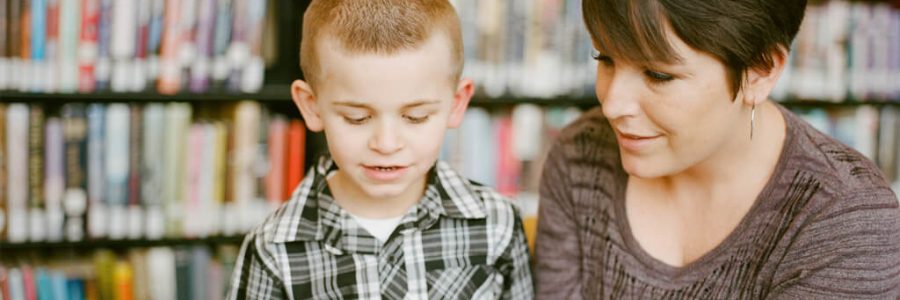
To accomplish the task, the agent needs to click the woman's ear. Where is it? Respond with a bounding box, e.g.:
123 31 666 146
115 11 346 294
742 47 788 107
291 79 324 132
447 78 474 128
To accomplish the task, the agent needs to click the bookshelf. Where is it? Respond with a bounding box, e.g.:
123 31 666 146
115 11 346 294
1 0 899 299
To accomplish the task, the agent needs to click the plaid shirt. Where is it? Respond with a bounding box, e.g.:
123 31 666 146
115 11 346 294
227 156 534 299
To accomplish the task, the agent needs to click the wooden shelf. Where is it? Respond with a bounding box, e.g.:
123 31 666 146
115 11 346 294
0 236 245 251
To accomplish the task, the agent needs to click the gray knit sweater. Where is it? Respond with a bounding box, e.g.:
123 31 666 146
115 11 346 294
535 105 900 299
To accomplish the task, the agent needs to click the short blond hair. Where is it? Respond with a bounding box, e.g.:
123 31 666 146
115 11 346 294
300 0 464 88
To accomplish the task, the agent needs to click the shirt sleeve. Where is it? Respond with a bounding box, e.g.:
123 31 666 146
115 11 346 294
534 141 584 299
226 232 287 300
767 187 900 299
500 209 535 300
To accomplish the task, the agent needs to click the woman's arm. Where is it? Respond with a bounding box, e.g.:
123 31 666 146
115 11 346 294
534 141 584 299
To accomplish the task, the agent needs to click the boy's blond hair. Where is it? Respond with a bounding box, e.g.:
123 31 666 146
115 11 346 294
300 0 464 88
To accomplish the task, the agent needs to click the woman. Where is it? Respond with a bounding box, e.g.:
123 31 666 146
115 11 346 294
535 0 900 298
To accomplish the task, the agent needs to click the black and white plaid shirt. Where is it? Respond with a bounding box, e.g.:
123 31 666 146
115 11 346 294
227 156 534 299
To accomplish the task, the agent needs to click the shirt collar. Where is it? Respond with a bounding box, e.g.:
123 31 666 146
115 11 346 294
271 155 487 248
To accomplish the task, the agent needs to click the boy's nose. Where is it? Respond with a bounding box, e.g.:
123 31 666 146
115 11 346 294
368 122 403 154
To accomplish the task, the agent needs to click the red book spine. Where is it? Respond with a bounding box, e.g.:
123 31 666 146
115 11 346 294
284 120 305 201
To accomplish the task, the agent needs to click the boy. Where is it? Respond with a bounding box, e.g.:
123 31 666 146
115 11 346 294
226 0 533 299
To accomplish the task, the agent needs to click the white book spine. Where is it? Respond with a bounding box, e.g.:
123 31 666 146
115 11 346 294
105 104 130 239
58 0 81 92
6 104 30 243
44 118 65 242
111 0 136 92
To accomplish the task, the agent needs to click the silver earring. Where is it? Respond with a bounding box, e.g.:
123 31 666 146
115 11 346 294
750 103 756 140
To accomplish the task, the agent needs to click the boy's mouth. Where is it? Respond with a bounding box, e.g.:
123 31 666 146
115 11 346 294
362 164 409 181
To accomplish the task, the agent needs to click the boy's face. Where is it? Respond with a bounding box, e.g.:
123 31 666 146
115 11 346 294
291 34 473 205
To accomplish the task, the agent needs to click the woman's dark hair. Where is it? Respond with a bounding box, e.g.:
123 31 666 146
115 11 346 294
582 0 806 96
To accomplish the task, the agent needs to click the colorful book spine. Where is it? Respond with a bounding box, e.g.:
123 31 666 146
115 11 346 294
190 0 216 92
0 104 6 241
145 0 165 85
163 103 191 237
44 117 65 242
211 0 232 87
133 0 150 92
127 104 143 239
265 117 286 203
105 104 130 240
43 0 58 92
6 104 29 243
28 0 45 92
0 0 8 90
86 104 106 239
28 105 45 242
285 120 305 200
239 0 265 92
57 0 80 92
94 0 112 91
62 104 88 242
156 0 181 94
77 0 99 92
6 0 23 91
110 0 136 92
141 104 165 239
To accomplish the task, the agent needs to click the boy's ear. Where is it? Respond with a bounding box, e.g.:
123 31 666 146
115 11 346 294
291 79 324 132
742 47 787 107
447 78 474 128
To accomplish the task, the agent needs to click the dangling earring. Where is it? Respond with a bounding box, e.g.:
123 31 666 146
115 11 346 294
750 103 756 140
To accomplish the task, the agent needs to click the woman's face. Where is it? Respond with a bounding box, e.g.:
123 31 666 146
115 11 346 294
594 29 746 179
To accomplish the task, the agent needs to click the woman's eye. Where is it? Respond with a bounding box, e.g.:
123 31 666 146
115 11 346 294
645 70 674 82
404 115 429 124
343 116 370 125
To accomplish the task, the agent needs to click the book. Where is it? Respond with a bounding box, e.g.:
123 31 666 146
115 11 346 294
141 104 165 239
28 105 45 242
265 116 286 202
156 0 182 94
110 0 136 92
284 119 305 200
77 0 99 92
62 104 88 242
0 104 6 241
94 0 112 91
6 104 29 243
86 104 107 239
57 0 79 92
44 117 65 242
128 104 144 239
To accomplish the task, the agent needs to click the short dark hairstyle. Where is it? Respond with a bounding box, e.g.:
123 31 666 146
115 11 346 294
582 0 806 97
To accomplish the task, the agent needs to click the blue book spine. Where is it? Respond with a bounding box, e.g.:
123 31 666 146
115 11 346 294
66 278 85 300
31 0 46 61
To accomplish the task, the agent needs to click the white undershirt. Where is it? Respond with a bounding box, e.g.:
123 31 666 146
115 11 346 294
349 214 404 243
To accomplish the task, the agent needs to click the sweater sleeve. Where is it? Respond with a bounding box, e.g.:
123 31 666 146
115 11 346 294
534 140 584 299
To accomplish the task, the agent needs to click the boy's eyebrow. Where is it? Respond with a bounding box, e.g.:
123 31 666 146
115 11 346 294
332 100 442 109
401 99 441 109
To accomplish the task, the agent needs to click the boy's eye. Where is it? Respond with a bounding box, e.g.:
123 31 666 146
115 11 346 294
343 115 370 125
404 114 429 124
644 70 674 82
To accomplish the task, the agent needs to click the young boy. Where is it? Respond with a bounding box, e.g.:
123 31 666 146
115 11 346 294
226 0 533 299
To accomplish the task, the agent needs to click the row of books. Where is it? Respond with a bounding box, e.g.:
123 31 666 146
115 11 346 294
0 245 238 300
449 0 900 102
0 0 269 94
772 1 900 102
450 0 597 98
0 101 306 243
794 105 900 192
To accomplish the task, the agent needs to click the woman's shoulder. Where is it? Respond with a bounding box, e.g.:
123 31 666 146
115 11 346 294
780 107 894 198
